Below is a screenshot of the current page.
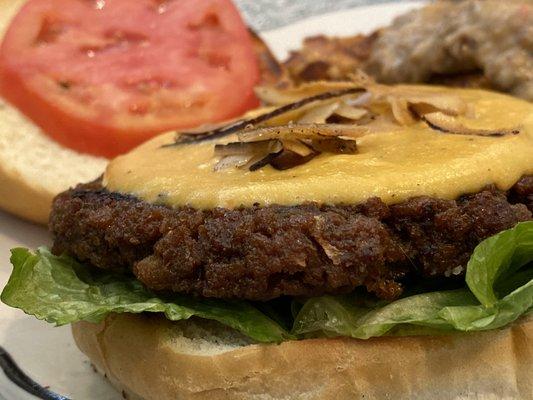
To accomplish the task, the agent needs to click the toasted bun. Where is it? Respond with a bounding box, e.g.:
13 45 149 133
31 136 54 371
72 313 533 400
0 0 107 225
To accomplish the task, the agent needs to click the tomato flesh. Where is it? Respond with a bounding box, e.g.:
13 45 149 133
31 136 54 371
0 0 260 157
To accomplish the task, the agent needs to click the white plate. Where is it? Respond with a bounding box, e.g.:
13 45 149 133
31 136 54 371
0 2 422 399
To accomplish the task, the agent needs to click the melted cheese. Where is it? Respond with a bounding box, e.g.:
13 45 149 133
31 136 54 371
104 86 533 209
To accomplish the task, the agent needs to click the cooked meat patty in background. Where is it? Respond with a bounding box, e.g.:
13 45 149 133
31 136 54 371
366 0 533 100
285 34 377 84
50 177 532 301
285 0 532 100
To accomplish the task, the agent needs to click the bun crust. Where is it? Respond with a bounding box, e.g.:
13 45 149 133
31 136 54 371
0 99 107 225
0 165 53 225
72 313 533 400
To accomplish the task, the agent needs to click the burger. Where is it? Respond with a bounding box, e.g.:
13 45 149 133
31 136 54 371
2 80 532 399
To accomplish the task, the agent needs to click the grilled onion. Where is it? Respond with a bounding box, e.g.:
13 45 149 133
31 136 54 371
214 139 283 171
166 87 366 146
215 125 360 171
163 81 514 173
422 112 520 137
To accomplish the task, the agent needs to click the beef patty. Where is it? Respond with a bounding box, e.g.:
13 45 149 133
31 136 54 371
50 177 532 301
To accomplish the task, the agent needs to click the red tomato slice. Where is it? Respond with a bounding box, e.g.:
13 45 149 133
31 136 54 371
0 0 260 157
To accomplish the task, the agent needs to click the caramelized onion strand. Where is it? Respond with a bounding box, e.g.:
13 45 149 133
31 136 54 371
163 87 366 147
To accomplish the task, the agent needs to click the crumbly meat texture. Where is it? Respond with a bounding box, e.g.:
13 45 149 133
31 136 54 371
284 33 492 90
284 34 377 84
284 1 533 98
50 178 532 301
365 0 533 101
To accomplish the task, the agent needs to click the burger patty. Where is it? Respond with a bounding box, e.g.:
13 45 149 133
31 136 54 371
50 177 532 301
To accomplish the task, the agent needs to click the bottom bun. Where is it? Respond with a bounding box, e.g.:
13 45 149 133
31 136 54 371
72 313 533 400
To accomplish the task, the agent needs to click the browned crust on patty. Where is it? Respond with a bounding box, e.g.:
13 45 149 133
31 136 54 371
49 177 532 301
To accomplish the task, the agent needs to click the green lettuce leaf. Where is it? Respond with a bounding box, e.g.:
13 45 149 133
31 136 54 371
1 222 532 343
293 221 533 338
0 248 291 343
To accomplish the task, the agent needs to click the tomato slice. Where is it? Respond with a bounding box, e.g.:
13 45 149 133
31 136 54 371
0 0 260 157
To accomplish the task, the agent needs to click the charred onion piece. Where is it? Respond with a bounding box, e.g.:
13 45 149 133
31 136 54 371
248 151 283 171
214 126 358 172
214 140 282 157
373 85 468 117
214 139 283 171
255 81 361 105
255 71 373 105
237 123 371 142
405 95 468 116
311 137 358 154
164 87 366 146
378 88 469 126
269 150 318 170
422 112 520 137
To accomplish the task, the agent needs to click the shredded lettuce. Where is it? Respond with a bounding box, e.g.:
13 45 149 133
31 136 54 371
2 222 532 342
